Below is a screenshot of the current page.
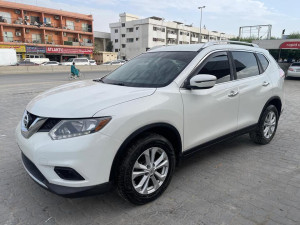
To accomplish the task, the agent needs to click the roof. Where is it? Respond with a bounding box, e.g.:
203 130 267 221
94 31 110 39
0 0 93 20
149 41 262 52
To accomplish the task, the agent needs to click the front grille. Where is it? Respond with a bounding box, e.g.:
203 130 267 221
38 118 61 132
22 152 47 184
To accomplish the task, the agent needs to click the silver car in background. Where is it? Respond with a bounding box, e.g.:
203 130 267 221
287 63 300 78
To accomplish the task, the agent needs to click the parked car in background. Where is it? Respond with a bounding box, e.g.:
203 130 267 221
16 61 39 66
102 61 112 65
89 60 97 65
287 63 300 78
0 49 17 66
60 58 90 66
24 58 49 65
41 61 59 66
16 41 284 205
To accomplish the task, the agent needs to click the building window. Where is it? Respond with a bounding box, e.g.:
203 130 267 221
136 38 139 41
126 28 133 32
45 34 53 44
44 17 51 25
82 23 88 32
115 29 118 33
115 49 119 52
30 16 40 25
122 34 126 37
153 26 165 32
136 27 139 30
122 44 126 48
4 32 13 42
115 39 118 43
153 38 165 42
122 23 125 27
127 38 134 43
0 12 11 23
32 34 42 43
66 20 75 30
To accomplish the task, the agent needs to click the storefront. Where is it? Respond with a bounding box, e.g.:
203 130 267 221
46 47 93 62
0 44 26 61
26 46 46 59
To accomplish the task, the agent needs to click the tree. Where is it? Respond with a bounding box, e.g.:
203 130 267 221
106 41 113 52
287 32 300 39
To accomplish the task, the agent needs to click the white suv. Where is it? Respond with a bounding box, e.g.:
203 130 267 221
16 42 284 204
60 58 90 66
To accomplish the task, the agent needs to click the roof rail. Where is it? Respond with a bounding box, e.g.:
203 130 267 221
202 41 259 48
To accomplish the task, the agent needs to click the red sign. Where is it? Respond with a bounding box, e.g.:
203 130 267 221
46 47 93 54
280 41 300 49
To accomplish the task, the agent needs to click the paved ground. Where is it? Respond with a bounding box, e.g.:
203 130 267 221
0 73 299 225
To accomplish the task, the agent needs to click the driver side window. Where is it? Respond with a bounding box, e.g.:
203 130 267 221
198 52 231 84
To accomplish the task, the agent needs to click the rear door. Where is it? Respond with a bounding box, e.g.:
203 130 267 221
230 51 273 129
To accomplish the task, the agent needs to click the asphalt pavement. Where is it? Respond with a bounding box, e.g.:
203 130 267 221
0 73 300 225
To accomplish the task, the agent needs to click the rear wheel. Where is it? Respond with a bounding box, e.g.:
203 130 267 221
250 105 279 145
117 133 175 205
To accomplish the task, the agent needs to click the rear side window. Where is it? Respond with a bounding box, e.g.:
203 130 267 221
257 53 269 72
232 51 259 79
198 52 231 84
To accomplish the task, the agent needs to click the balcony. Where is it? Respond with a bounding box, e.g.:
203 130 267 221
0 16 92 33
167 33 177 39
191 37 198 42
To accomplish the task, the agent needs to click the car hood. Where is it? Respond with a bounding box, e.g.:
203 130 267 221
26 80 156 118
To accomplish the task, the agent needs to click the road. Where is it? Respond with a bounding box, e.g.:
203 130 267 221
0 73 300 225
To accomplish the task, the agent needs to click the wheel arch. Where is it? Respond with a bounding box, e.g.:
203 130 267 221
109 123 182 182
259 96 282 122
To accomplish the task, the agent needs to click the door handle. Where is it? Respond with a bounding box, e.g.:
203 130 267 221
262 81 270 87
228 90 239 97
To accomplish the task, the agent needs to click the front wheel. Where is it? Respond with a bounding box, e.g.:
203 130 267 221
250 105 279 145
117 133 176 205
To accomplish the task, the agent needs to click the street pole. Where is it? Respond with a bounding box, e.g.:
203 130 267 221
198 6 205 43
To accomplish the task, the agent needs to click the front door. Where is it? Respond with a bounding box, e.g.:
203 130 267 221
180 51 239 151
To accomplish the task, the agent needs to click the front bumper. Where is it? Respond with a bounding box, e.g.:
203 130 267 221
21 152 112 197
16 122 121 196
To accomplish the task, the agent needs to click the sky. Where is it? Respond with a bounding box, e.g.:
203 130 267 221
6 0 300 38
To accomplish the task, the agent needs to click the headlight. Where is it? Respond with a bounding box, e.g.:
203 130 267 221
49 117 111 140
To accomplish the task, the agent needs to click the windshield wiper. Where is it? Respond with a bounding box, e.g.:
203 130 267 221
93 77 105 83
111 82 125 86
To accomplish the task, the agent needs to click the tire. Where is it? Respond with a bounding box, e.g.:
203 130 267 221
250 105 279 145
117 133 176 205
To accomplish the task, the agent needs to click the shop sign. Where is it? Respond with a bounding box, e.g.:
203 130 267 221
0 44 26 52
26 46 46 53
280 41 300 49
46 47 93 54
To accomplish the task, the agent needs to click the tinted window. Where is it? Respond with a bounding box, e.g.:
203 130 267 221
291 63 300 67
257 54 269 72
232 52 259 79
198 52 231 84
102 51 197 88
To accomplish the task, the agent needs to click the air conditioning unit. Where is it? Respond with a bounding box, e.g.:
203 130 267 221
25 29 30 33
24 16 29 20
15 9 21 15
54 15 60 20
63 32 67 37
75 19 80 23
15 32 21 36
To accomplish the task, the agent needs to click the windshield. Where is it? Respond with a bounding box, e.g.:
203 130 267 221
68 58 74 62
102 51 197 87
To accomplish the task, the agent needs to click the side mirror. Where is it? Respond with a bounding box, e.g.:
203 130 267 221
189 74 217 89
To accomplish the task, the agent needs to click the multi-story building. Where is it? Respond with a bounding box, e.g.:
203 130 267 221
0 1 94 62
94 31 110 52
110 13 236 60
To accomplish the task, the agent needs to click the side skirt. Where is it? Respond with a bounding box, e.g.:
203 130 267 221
182 124 257 159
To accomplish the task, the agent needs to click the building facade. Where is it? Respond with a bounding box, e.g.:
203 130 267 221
110 13 236 60
0 1 94 62
94 31 110 52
